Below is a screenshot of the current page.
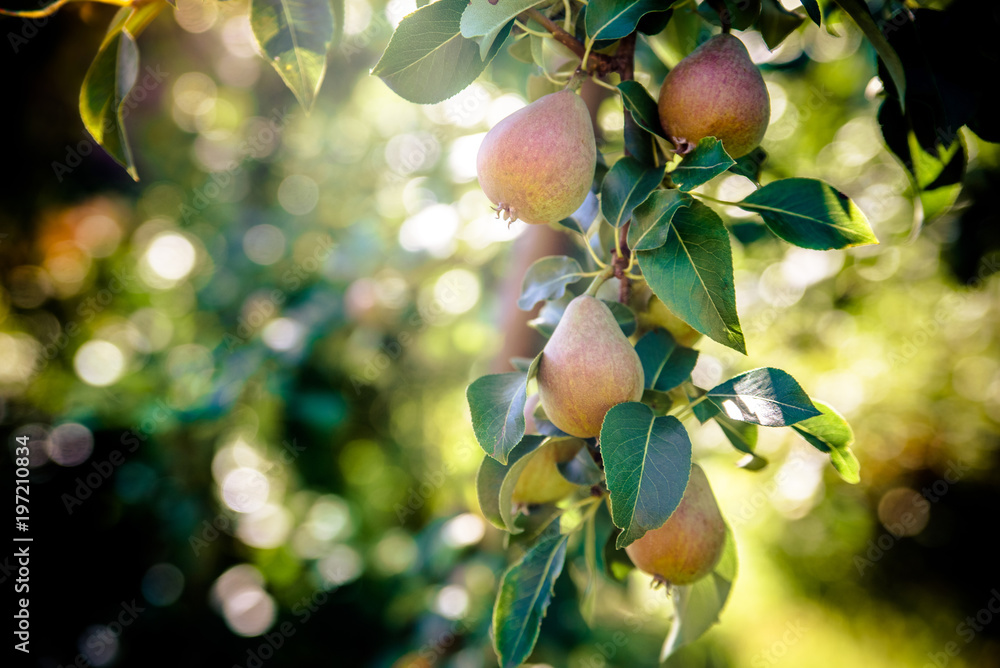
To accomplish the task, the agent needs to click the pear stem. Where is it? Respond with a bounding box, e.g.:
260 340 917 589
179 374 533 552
705 0 732 33
584 264 616 297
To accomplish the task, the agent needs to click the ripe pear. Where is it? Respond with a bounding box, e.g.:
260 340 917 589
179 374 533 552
511 438 584 505
625 463 726 585
658 34 770 159
477 90 596 225
537 295 644 438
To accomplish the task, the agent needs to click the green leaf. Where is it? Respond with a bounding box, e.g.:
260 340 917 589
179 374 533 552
756 0 805 50
617 80 667 138
600 402 693 548
706 367 820 427
468 355 541 463
557 445 603 487
250 0 336 110
634 329 699 392
641 388 674 416
832 0 906 111
800 0 820 25
79 15 142 181
697 0 760 30
636 200 745 354
479 18 515 60
461 0 542 37
493 533 569 668
496 436 549 532
791 398 859 483
728 146 767 186
661 526 737 660
714 414 766 469
628 189 691 251
601 157 665 228
603 300 637 338
477 454 509 529
671 137 735 192
518 256 585 311
585 0 677 40
736 178 878 250
527 298 568 339
373 0 505 104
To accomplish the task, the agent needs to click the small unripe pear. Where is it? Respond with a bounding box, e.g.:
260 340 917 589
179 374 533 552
658 34 770 159
537 295 644 438
511 438 584 505
477 90 597 225
625 463 726 585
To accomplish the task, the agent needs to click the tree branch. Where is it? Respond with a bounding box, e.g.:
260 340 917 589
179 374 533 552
522 8 612 73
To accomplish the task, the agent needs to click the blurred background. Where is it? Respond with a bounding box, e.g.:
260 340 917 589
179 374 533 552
1 0 999 666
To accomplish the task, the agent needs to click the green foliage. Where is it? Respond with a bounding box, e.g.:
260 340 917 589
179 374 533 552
517 256 585 310
467 355 540 463
601 403 693 548
706 367 820 426
585 0 676 40
617 80 666 138
670 137 736 192
792 399 860 483
599 156 665 228
634 329 699 392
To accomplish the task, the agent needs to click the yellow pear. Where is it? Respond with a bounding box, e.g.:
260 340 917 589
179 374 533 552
537 295 644 438
477 90 596 224
624 463 726 585
511 438 584 505
658 34 770 159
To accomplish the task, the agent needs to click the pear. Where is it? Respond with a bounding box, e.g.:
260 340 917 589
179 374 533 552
537 295 644 438
658 34 770 159
511 438 584 505
624 463 726 585
477 90 596 225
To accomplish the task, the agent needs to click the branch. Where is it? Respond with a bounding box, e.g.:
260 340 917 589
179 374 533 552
522 8 612 73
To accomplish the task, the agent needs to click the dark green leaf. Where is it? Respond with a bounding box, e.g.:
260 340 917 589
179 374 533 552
628 189 691 251
736 178 878 250
373 0 503 104
493 533 569 668
517 256 585 310
637 8 673 35
478 19 515 60
697 0 761 30
460 0 541 36
623 113 664 169
601 157 665 228
689 390 719 424
601 402 693 548
671 137 735 192
641 389 674 416
661 526 737 660
476 435 547 532
637 200 746 354
832 0 906 110
792 398 859 483
585 0 677 39
618 80 667 138
603 300 637 337
557 444 603 486
756 0 805 50
634 329 699 392
79 14 142 181
707 367 820 427
467 354 541 463
800 0 820 25
602 524 634 581
714 414 765 469
527 298 568 339
250 0 336 110
728 147 767 186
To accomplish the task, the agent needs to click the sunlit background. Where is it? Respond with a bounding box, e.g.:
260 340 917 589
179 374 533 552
1 0 999 666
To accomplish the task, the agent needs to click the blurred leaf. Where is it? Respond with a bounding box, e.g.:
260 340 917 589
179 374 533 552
698 0 760 30
800 0 820 25
792 398 860 483
756 0 804 49
461 0 541 37
629 189 691 251
671 137 735 192
557 444 603 487
603 300 637 337
601 403 692 548
373 0 505 104
517 256 585 310
467 353 540 463
527 298 568 338
661 526 737 660
618 80 667 138
493 533 569 668
637 200 746 354
601 157 665 228
250 0 337 110
736 178 878 250
832 0 906 109
728 146 767 186
585 0 678 39
634 329 699 392
707 367 820 427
